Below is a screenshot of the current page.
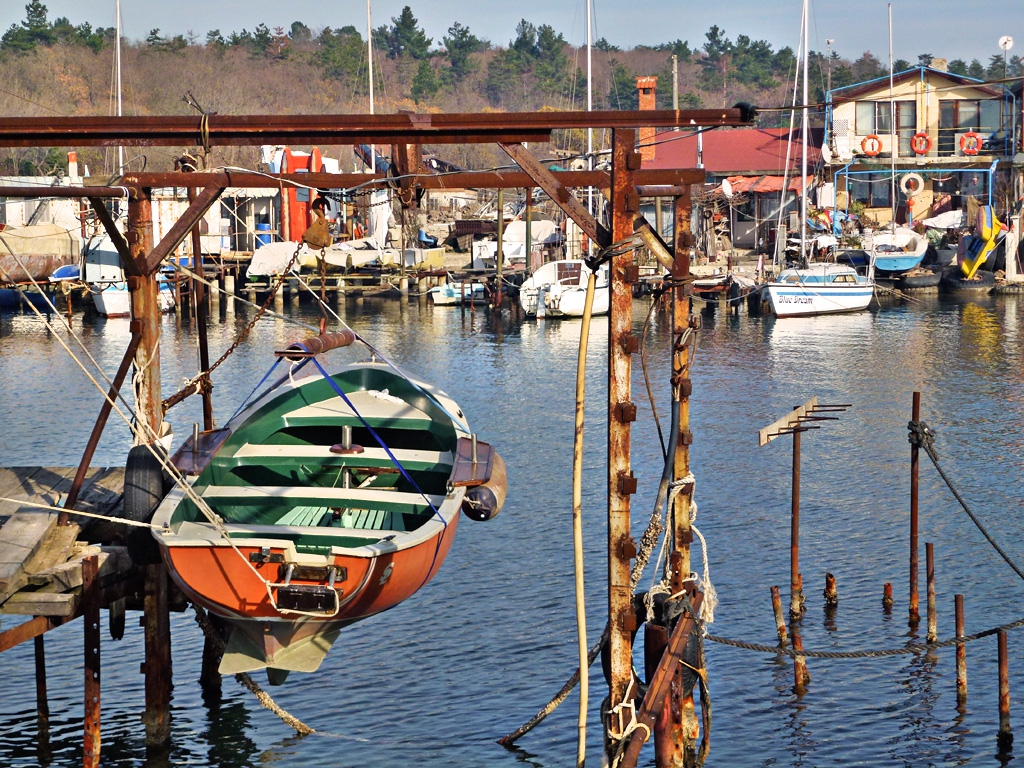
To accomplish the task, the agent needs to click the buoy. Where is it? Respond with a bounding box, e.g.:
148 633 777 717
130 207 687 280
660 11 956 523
910 132 932 155
959 131 981 155
900 173 925 197
861 135 882 156
462 452 507 521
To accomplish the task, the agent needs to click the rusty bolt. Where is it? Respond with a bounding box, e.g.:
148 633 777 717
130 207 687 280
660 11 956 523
615 402 638 423
678 429 694 446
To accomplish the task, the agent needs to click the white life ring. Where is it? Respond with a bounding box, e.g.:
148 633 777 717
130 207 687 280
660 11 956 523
900 173 924 197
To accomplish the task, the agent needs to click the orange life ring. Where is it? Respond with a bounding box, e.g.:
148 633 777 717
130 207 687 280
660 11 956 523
910 132 932 155
861 134 882 157
960 131 981 155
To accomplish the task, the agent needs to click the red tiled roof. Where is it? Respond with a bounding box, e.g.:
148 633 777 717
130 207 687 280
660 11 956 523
642 126 823 175
726 174 813 193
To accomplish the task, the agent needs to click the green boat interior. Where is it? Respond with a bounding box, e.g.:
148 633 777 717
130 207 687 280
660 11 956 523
171 365 459 537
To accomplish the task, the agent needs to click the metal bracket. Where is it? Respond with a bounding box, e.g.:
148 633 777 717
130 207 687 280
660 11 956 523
618 472 638 495
615 402 638 423
619 333 639 355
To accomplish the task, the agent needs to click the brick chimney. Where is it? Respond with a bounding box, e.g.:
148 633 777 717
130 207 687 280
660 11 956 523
636 76 658 162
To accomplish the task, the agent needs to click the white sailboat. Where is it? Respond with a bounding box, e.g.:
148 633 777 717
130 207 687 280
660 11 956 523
519 259 609 318
762 0 874 318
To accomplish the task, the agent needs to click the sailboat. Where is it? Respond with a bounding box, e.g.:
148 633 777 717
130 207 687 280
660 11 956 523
761 0 874 318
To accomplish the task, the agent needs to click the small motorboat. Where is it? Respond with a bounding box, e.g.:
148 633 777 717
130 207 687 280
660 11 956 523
519 259 609 318
429 281 487 305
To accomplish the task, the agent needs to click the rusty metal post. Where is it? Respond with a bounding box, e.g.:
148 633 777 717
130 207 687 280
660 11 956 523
605 127 638 759
909 392 921 626
955 593 967 702
187 185 214 430
883 582 894 612
127 188 163 440
83 554 100 768
998 630 1012 751
926 543 937 642
823 573 838 607
789 417 805 618
142 563 172 749
792 628 810 695
771 586 788 645
525 187 533 267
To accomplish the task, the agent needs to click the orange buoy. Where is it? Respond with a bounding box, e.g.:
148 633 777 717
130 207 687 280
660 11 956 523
861 134 882 157
910 132 932 155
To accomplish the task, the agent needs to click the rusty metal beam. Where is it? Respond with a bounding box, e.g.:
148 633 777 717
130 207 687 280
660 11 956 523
127 189 162 439
87 197 139 278
499 142 611 248
0 186 129 198
83 555 101 768
0 616 67 653
144 185 224 275
0 109 752 148
120 169 705 192
607 128 638 743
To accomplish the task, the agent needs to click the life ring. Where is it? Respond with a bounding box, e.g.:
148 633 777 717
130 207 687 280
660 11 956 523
900 173 924 197
861 135 882 157
910 132 932 155
960 131 981 155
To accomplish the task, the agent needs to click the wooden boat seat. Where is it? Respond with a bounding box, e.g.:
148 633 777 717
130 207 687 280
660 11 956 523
282 392 434 430
273 506 408 531
227 444 452 472
201 485 446 512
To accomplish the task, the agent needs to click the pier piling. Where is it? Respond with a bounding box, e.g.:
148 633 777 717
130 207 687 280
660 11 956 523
789 414 805 619
882 582 894 612
926 543 937 642
771 585 788 645
998 630 1012 751
823 572 838 607
792 629 810 695
909 392 921 626
955 594 967 702
83 554 100 768
142 564 172 750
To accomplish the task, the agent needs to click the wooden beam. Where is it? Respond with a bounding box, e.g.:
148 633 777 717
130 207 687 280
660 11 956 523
0 615 66 653
759 396 819 446
142 185 224 275
499 142 611 248
87 197 139 278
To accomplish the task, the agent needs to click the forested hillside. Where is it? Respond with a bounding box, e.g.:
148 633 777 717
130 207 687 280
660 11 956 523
1 1 1020 176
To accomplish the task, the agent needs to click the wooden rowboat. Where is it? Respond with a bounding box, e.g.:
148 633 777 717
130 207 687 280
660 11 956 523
148 330 504 684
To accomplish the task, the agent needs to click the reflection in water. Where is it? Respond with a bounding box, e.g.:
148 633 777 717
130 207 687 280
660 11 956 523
4 293 1024 766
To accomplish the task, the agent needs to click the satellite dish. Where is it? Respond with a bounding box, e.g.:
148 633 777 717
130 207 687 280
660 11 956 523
999 36 1014 51
721 178 733 198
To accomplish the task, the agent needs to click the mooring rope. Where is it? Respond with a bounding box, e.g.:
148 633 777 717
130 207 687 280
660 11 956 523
908 418 1024 584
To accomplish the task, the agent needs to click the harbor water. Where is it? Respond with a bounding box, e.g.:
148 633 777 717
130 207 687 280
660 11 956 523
2 291 1024 767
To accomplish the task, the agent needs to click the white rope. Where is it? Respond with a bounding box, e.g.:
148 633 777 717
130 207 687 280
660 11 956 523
0 495 165 529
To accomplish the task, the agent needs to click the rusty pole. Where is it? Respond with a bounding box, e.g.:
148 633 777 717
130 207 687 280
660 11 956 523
955 593 967 702
606 127 638 759
187 185 214 430
34 636 49 743
83 554 101 768
792 629 810 695
998 630 1012 751
909 392 921 626
142 563 172 749
823 573 838 607
882 582 894 612
926 543 937 642
790 421 804 618
771 586 788 645
127 188 163 441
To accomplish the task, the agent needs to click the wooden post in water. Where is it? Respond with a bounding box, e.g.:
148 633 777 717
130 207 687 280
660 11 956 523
823 573 838 607
883 582 894 612
955 594 967 702
790 418 804 618
771 586 788 645
926 543 937 642
34 636 50 762
83 554 100 768
127 188 163 441
998 630 1012 751
142 563 172 749
909 392 921 626
605 127 638 762
792 628 810 694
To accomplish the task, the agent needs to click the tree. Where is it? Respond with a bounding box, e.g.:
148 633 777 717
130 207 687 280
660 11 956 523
206 29 226 54
411 59 440 102
290 21 311 45
250 23 273 56
917 53 933 67
948 58 967 76
315 25 364 83
442 22 483 84
607 60 637 109
146 28 186 52
533 24 569 95
510 20 539 59
381 6 431 60
893 58 910 72
967 59 984 79
851 51 885 82
1 1 54 52
594 37 620 53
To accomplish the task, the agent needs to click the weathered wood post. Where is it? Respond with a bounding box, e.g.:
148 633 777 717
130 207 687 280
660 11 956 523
955 594 967 702
142 563 172 750
34 635 50 762
998 630 1012 752
771 586 788 645
127 188 162 441
605 127 638 762
790 416 804 618
926 543 937 642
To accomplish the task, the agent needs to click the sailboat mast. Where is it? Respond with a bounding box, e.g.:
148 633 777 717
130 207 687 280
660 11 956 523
115 0 123 173
367 0 375 173
586 0 593 259
888 4 896 233
800 0 808 263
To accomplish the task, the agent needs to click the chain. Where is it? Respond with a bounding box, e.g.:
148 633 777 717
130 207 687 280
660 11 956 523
162 242 303 413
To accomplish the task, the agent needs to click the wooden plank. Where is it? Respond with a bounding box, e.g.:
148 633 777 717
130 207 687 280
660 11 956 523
0 467 47 520
27 546 131 592
0 591 78 617
202 485 445 509
0 616 67 653
758 396 818 447
0 512 59 599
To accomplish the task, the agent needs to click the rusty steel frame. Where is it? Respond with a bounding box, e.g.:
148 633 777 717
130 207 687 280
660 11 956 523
0 109 750 147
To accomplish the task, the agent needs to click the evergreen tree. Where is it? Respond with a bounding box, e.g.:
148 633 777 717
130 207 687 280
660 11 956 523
206 29 226 54
289 21 311 45
893 58 911 72
442 22 483 84
851 52 885 82
411 59 440 102
948 58 967 75
534 24 569 95
607 60 637 109
315 26 364 83
382 7 431 60
967 59 985 79
918 53 933 67
250 23 273 55
595 37 620 53
1 1 54 52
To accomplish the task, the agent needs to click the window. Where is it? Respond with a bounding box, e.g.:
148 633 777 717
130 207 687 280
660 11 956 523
938 99 1004 155
854 101 916 155
849 173 892 209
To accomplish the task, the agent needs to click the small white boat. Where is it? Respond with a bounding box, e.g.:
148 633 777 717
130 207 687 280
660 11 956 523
92 275 177 317
429 281 487 305
520 260 609 318
762 263 874 318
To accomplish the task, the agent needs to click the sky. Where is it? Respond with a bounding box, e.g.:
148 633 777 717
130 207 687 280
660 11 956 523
2 0 1020 66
